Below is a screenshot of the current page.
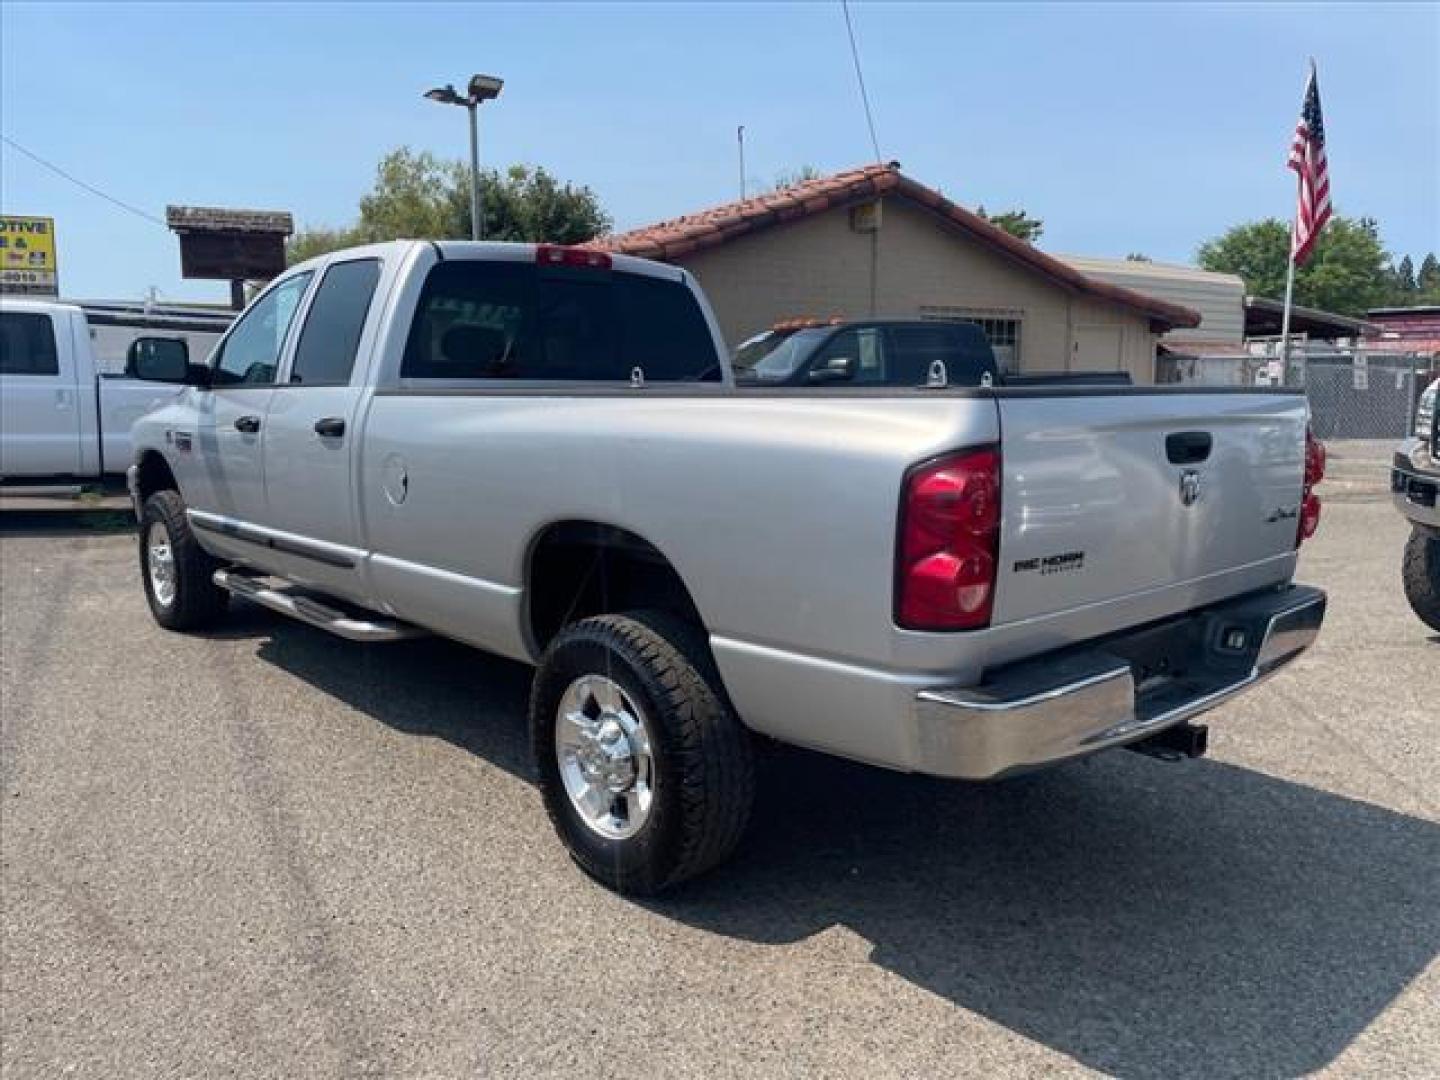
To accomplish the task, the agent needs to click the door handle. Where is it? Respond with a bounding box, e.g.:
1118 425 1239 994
234 415 262 434
1166 431 1212 465
313 417 346 438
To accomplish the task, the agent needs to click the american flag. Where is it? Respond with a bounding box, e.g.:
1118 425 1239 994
1286 63 1331 265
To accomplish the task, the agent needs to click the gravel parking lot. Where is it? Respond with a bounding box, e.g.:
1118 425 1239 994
2 440 1436 1079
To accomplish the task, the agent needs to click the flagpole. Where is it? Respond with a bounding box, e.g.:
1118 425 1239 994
1279 234 1297 381
1279 57 1315 385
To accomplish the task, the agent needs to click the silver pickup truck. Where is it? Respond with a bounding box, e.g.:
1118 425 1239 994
127 240 1327 893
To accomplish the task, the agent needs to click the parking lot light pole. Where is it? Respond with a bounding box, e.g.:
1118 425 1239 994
424 74 504 241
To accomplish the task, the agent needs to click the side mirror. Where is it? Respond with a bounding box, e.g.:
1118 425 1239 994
809 354 856 383
127 337 191 383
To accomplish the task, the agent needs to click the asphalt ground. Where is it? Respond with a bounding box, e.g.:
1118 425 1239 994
1 440 1436 1079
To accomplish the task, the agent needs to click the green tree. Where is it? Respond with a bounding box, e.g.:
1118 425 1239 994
289 147 610 264
1196 215 1392 316
1393 254 1417 298
975 206 1044 244
484 164 612 244
1125 252 1152 262
355 148 468 240
1419 253 1440 297
287 225 367 266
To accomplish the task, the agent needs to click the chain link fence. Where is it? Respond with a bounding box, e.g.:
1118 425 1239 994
1294 349 1429 439
1175 343 1434 439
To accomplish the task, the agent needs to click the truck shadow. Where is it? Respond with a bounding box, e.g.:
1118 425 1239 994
0 508 136 537
665 752 1440 1078
245 610 1440 1079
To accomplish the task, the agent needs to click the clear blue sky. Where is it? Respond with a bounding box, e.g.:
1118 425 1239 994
2 1 1436 302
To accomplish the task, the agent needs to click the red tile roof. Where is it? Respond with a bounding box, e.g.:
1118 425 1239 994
591 163 1200 331
1361 336 1440 354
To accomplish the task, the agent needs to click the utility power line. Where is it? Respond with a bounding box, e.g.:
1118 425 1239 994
1 134 168 228
840 0 883 162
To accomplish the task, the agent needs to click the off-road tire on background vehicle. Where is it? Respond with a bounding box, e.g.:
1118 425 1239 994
139 489 229 632
1402 527 1440 633
530 611 756 894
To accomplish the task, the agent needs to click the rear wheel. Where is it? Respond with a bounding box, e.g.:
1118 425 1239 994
530 611 755 894
1402 527 1440 633
139 490 229 631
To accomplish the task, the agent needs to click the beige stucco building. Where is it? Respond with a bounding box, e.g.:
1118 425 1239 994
595 164 1199 384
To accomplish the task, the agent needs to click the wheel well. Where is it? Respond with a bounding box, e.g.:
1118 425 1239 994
134 451 178 503
526 522 706 653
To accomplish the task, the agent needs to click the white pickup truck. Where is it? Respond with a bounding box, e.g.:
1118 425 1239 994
0 298 192 490
126 241 1328 893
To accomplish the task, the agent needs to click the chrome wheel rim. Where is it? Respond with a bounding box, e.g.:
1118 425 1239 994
554 674 655 840
146 520 177 607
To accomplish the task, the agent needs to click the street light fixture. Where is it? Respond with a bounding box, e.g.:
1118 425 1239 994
423 73 504 240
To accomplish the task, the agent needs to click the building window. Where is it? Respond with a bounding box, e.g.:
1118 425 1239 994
918 305 1022 372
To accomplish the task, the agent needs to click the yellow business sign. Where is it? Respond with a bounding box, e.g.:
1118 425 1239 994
0 215 58 294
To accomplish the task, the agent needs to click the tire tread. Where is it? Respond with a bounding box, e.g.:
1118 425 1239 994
531 610 755 892
140 489 228 631
1402 528 1440 632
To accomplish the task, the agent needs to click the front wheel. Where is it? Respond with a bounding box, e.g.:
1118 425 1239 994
139 490 229 631
530 611 755 894
1402 527 1440 633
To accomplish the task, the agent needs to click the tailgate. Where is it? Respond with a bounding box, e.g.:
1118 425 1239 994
993 391 1307 626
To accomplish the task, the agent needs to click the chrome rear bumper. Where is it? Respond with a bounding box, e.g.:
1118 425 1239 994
913 585 1326 780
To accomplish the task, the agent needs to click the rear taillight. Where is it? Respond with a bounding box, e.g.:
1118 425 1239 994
536 244 611 270
1298 425 1324 546
896 447 1001 630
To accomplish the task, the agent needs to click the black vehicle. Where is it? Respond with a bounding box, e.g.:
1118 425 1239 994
731 319 1000 387
730 318 1131 388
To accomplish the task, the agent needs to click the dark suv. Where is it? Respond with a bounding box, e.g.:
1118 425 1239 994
730 319 1000 387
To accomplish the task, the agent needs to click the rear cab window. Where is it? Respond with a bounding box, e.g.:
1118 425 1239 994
0 312 59 376
401 259 720 383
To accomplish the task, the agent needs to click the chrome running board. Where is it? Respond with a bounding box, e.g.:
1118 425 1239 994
213 569 425 643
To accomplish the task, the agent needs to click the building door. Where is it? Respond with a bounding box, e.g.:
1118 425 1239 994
1073 325 1124 371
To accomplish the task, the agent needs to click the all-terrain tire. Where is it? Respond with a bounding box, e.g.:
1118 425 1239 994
530 611 756 894
1402 527 1440 633
139 489 229 631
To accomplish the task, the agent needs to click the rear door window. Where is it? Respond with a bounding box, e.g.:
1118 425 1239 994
289 259 381 385
402 260 718 382
0 312 59 375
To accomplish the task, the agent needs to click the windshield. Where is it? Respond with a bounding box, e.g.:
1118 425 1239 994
730 328 828 381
